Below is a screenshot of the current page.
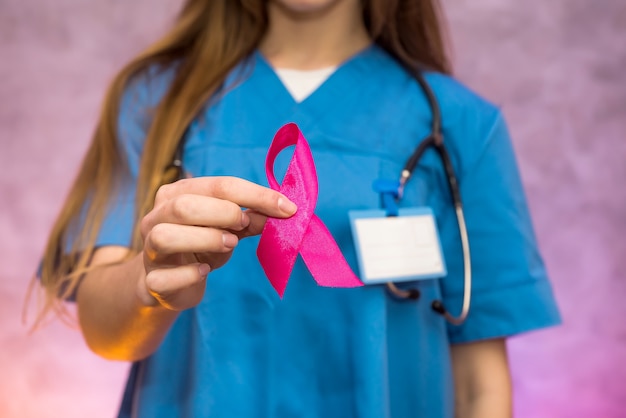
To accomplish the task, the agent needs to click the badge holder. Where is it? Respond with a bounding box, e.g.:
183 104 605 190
349 179 447 297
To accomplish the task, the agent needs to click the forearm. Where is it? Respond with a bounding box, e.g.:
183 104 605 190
455 391 512 418
76 252 178 361
452 339 512 418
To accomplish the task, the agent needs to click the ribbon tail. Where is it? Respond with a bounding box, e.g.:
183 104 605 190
257 219 300 298
299 215 363 288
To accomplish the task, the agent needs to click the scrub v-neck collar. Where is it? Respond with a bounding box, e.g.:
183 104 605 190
252 44 377 111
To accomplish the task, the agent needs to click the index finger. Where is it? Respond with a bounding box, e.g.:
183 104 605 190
154 176 297 218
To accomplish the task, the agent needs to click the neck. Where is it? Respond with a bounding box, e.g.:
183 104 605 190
259 0 371 70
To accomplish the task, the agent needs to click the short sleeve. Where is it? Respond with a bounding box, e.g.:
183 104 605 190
439 111 561 344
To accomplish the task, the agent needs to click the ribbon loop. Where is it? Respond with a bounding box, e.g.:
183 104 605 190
257 123 363 297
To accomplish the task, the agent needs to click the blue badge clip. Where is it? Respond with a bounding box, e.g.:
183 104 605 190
373 179 401 217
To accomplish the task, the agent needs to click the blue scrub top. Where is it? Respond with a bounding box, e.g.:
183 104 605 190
101 45 560 418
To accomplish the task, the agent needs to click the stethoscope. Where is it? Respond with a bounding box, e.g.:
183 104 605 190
165 68 471 326
383 69 471 326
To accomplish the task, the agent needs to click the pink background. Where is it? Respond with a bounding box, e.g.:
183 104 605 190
1 0 625 416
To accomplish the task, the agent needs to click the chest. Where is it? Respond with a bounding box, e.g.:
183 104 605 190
179 58 450 227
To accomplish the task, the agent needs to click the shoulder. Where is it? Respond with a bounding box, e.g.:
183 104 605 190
117 64 177 155
427 72 499 116
425 72 501 129
368 46 505 150
370 47 508 175
423 72 508 175
121 64 177 113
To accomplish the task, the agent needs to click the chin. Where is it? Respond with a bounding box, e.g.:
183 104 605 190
272 0 344 14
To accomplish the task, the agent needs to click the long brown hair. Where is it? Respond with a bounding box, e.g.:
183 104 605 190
35 0 451 323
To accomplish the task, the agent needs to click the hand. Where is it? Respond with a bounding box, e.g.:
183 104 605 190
138 176 297 311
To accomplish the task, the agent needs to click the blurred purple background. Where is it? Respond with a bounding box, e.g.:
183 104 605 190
1 0 624 416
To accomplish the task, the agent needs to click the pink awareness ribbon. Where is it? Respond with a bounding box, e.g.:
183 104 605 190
257 123 363 297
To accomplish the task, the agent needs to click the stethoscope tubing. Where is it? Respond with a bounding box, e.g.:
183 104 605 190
388 69 472 326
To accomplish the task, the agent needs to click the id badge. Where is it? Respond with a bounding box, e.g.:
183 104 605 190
349 208 447 284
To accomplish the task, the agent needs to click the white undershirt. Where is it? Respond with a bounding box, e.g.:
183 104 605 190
274 66 337 103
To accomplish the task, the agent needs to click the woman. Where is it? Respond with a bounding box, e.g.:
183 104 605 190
38 0 560 417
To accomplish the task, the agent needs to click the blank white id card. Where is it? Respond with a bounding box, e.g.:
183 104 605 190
349 208 447 284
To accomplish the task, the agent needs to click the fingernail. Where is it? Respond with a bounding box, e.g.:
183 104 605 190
241 212 250 228
198 263 211 277
278 197 297 215
222 233 239 248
